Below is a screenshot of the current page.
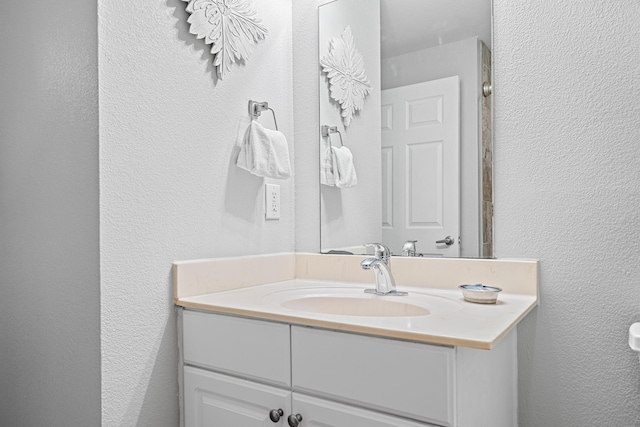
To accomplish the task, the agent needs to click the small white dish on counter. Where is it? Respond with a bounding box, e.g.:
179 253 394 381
459 284 503 304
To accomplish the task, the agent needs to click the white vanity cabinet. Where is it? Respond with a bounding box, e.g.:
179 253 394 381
180 309 517 427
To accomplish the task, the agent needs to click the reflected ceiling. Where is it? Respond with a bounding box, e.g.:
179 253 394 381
380 0 492 59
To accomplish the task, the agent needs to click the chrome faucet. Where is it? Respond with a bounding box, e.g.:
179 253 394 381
361 243 407 296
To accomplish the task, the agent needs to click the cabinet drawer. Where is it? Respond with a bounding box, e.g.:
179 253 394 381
182 310 291 387
291 326 455 426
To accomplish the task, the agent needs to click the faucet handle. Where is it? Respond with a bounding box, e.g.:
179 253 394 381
364 243 391 263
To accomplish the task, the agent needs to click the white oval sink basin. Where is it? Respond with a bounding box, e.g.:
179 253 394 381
261 286 463 318
282 295 430 317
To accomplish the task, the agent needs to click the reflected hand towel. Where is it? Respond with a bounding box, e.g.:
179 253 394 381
321 146 357 188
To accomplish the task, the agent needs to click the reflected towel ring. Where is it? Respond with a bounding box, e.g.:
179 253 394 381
321 125 344 147
249 100 279 130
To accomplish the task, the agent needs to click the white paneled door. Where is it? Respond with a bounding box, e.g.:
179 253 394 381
381 76 460 257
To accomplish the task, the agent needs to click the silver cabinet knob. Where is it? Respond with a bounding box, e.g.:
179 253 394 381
287 413 303 427
436 236 454 246
269 409 284 422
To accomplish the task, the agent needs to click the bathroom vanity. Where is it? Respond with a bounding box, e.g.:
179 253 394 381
174 253 538 427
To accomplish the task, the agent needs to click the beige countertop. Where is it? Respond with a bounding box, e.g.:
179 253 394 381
174 253 538 350
176 275 538 350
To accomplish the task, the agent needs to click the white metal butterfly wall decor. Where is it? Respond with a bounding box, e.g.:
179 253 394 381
183 0 268 79
320 26 372 127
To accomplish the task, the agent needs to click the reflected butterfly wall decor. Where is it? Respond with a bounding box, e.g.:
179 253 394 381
320 26 372 126
183 0 268 79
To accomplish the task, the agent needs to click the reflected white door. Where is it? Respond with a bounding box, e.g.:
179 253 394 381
381 76 460 257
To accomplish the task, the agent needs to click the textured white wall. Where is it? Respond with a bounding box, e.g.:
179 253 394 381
98 0 294 424
0 1 101 426
493 1 640 425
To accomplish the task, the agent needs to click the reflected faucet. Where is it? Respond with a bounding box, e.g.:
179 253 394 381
361 243 407 296
402 240 418 257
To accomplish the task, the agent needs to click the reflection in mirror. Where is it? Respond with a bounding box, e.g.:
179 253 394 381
319 0 493 258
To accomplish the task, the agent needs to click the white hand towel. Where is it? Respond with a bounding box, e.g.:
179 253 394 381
321 146 357 188
237 120 291 179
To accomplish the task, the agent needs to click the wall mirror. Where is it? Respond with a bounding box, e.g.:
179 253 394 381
319 0 493 258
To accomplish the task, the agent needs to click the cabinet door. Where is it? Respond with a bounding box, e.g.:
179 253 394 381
292 393 436 427
184 366 291 427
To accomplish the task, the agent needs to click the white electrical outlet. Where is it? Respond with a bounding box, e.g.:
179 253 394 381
265 184 280 220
